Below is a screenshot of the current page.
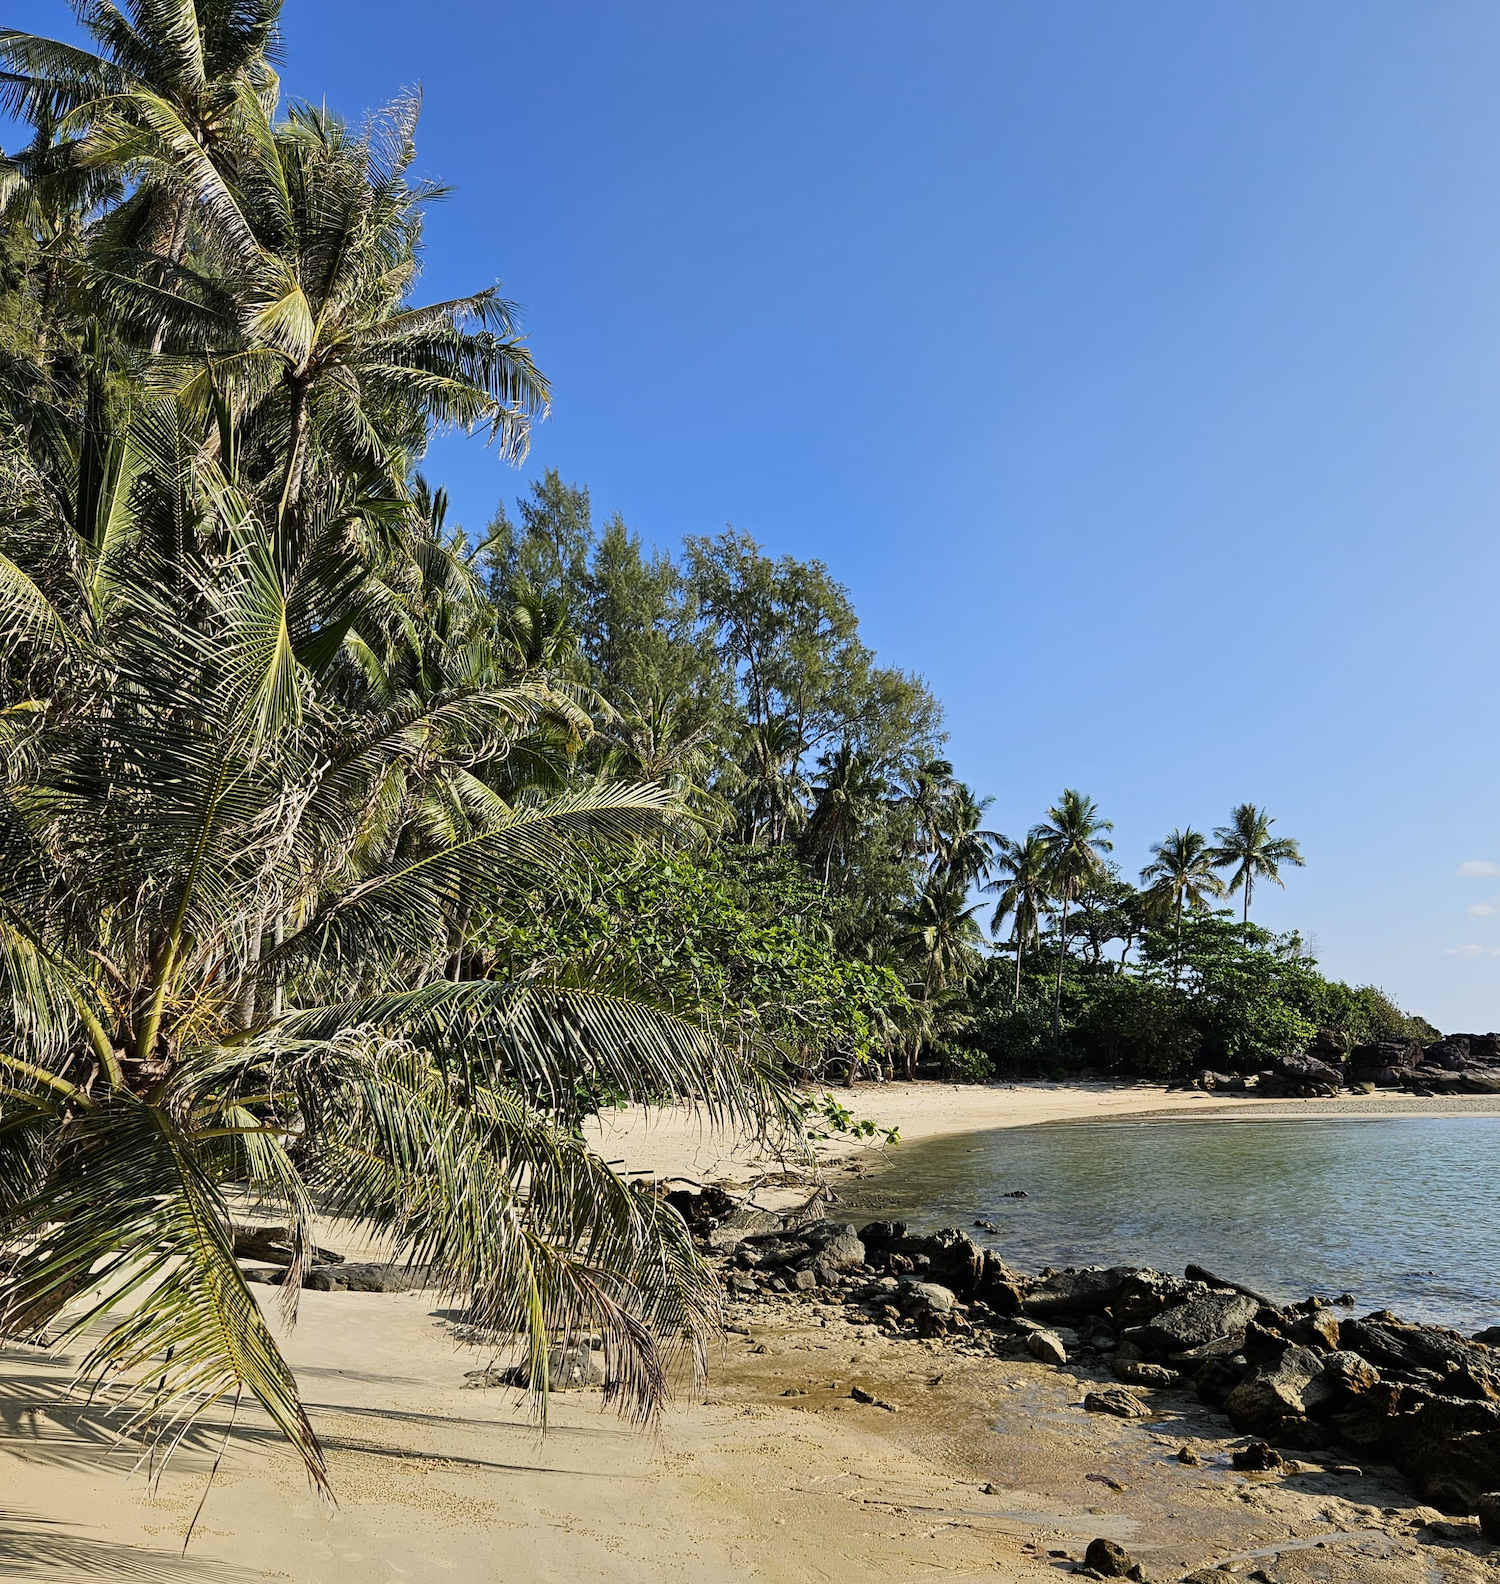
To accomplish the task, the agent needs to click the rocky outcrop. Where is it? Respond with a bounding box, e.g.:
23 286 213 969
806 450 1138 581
679 1187 1500 1519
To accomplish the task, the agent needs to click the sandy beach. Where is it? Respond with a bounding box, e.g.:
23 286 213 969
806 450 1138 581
5 1082 1499 1583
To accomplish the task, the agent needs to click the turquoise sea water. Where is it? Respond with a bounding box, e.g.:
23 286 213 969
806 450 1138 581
846 1115 1500 1334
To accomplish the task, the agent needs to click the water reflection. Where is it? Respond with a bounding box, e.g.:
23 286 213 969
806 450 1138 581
846 1115 1500 1331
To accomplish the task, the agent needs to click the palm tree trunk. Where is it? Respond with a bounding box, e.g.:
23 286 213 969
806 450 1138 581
1013 932 1022 1002
277 375 312 523
1243 873 1251 925
1052 890 1070 1043
1174 896 1182 987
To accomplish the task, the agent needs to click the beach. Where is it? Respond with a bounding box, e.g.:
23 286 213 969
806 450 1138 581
5 1082 1499 1583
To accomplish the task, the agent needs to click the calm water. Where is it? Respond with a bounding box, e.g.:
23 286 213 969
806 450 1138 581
846 1115 1500 1334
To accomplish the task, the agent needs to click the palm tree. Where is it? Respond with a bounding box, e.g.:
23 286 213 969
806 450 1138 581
0 401 775 1494
804 742 887 888
983 832 1051 1001
934 785 1004 890
0 0 283 262
83 93 549 521
893 757 955 862
1209 803 1305 923
1139 827 1224 984
893 878 984 1077
1033 789 1114 1040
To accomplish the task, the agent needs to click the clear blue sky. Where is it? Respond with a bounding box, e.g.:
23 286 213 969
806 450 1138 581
13 1 1500 1029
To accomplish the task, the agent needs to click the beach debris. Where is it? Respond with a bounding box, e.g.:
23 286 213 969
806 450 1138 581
1083 1388 1150 1419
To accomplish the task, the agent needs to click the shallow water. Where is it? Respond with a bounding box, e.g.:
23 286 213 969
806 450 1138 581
846 1114 1500 1333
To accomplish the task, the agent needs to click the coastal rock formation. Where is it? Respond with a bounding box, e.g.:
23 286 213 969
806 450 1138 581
685 1194 1500 1520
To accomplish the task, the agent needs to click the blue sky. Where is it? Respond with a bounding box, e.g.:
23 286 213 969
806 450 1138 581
13 1 1500 1028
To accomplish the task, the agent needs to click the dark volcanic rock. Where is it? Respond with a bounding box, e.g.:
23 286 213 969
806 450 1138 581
1082 1537 1144 1579
857 1219 906 1251
1113 1358 1179 1386
304 1262 431 1292
1084 1387 1150 1419
1131 1292 1261 1354
1112 1269 1200 1327
1231 1440 1284 1471
1023 1265 1131 1320
1223 1346 1332 1435
1342 1312 1495 1378
1387 1394 1500 1513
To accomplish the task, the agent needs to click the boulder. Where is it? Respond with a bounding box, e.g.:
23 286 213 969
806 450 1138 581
1289 1307 1342 1351
233 1225 344 1267
1113 1358 1179 1387
1193 1357 1249 1408
899 1279 957 1315
473 1346 604 1391
1478 1492 1500 1542
1084 1387 1150 1418
1025 1327 1068 1366
304 1262 432 1292
1473 1327 1500 1347
1386 1394 1500 1513
1464 1072 1500 1095
1113 1269 1201 1326
1082 1537 1145 1580
1224 1346 1332 1435
1342 1313 1494 1378
797 1222 866 1274
857 1219 906 1251
1131 1292 1261 1354
1321 1349 1381 1399
1023 1265 1131 1320
1425 1036 1472 1069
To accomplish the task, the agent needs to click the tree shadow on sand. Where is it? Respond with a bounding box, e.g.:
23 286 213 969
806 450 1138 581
0 1509 261 1584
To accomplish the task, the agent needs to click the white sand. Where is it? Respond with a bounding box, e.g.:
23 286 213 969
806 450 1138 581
3 1081 1488 1583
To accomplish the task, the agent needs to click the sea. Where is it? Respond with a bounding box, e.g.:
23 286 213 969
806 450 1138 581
845 1113 1500 1334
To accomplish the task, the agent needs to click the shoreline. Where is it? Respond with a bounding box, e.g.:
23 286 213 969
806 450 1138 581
10 1083 1500 1582
584 1082 1500 1210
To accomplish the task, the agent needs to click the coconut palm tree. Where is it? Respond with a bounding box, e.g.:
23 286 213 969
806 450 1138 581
1208 803 1304 923
82 92 549 522
1033 789 1113 1039
934 785 1004 890
0 402 774 1495
0 0 284 262
1139 827 1224 984
983 833 1051 1001
804 742 887 888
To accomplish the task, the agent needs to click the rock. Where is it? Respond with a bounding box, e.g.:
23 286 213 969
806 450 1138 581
1178 1573 1229 1584
1169 1333 1247 1365
1269 1053 1346 1089
1473 1327 1500 1347
1113 1358 1179 1386
1224 1347 1332 1435
1183 1264 1276 1306
1477 1491 1500 1542
1084 1388 1150 1419
1026 1328 1068 1366
900 1279 957 1315
1343 1313 1495 1378
1194 1357 1248 1409
797 1221 867 1272
1289 1308 1342 1351
1082 1537 1145 1579
1241 1319 1292 1365
857 1220 906 1251
1464 1072 1500 1095
475 1346 603 1390
304 1262 432 1292
1386 1394 1500 1513
1024 1265 1132 1320
1176 1445 1201 1464
794 1268 818 1291
1113 1269 1200 1327
1132 1292 1261 1354
1232 1440 1284 1471
1321 1349 1381 1399
233 1225 344 1267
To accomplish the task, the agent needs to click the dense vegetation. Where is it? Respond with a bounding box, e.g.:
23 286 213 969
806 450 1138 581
0 0 1429 1494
